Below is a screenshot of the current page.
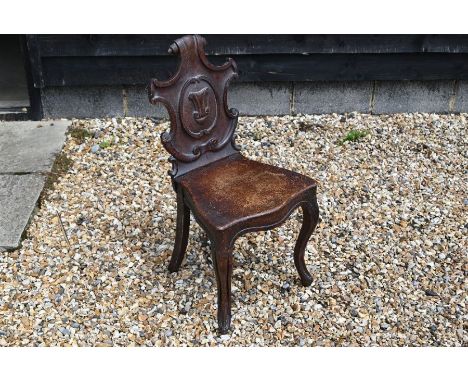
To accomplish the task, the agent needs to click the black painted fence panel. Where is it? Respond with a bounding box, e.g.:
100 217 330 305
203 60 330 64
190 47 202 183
35 35 468 56
40 53 468 86
25 35 468 88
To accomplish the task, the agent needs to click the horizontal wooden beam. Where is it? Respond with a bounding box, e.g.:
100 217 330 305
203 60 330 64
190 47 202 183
34 34 468 57
40 53 468 87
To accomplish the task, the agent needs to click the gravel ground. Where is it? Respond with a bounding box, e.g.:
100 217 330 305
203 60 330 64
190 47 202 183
0 113 466 346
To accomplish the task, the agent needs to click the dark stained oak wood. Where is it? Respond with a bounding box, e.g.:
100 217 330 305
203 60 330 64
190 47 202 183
177 153 317 233
168 185 190 273
149 35 239 173
148 35 320 334
294 200 320 287
211 233 233 334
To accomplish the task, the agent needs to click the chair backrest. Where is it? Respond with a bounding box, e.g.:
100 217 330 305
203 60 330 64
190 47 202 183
148 35 240 178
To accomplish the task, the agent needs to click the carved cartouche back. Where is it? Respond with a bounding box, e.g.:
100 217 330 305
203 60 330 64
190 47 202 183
148 35 240 178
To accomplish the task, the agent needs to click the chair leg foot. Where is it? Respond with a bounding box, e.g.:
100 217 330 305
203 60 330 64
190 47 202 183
168 188 190 273
294 199 319 287
217 314 231 335
211 236 233 335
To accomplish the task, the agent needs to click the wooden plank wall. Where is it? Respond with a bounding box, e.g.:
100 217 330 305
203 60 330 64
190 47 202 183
25 35 468 87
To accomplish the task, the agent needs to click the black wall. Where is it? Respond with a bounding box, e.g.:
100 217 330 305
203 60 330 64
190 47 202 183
24 34 468 118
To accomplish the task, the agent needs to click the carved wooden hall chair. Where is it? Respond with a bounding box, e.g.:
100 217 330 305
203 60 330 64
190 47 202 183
148 35 319 334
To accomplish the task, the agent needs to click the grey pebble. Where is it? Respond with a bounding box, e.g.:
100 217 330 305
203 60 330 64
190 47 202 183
374 297 383 312
380 323 390 331
425 289 439 297
59 327 71 336
91 144 100 153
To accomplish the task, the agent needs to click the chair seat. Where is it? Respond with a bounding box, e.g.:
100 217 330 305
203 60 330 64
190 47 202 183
177 153 317 231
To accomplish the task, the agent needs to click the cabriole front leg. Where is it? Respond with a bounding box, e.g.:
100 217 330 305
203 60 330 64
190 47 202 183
294 198 319 286
211 234 234 334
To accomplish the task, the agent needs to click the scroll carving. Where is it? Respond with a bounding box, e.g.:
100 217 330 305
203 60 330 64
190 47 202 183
148 35 240 177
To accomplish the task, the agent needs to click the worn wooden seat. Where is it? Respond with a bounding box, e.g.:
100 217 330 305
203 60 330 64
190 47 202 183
148 35 320 334
178 153 317 232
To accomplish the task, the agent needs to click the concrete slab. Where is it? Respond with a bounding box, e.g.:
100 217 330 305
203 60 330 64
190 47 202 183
126 86 168 118
0 120 69 173
0 174 46 250
42 86 124 119
373 81 453 114
294 81 373 114
228 82 291 115
453 80 468 113
0 119 69 250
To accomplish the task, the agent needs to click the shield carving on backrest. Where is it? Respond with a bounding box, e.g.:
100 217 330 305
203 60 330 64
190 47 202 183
180 76 218 138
